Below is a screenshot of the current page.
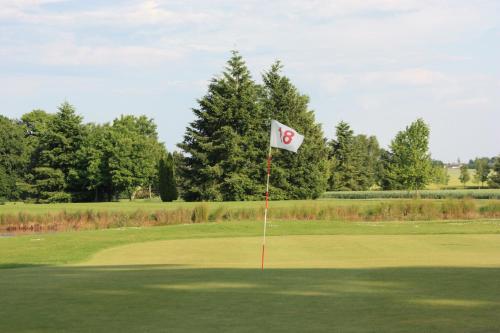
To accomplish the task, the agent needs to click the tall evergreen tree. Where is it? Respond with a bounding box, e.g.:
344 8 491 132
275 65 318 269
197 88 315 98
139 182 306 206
376 149 403 190
352 135 380 190
35 102 86 196
328 121 357 190
158 153 178 202
261 61 328 199
387 118 432 191
178 51 264 201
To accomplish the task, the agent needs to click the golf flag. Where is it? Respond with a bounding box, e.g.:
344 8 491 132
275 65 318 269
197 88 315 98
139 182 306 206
261 120 304 271
270 120 304 153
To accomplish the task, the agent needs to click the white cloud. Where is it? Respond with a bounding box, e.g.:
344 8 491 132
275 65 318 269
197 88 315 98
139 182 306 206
361 69 449 86
1 0 499 160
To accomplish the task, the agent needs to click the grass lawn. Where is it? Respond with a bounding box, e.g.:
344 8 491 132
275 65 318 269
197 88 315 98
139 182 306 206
2 220 500 332
0 198 414 215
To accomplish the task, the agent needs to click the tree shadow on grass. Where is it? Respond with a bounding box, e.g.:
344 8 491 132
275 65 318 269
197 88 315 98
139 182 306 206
1 265 499 333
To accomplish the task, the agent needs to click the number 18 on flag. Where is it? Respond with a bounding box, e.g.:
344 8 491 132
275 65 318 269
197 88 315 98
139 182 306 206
270 120 304 153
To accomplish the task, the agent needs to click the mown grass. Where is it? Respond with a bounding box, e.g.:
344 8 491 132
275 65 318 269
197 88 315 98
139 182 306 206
0 198 381 215
1 222 500 332
2 219 500 268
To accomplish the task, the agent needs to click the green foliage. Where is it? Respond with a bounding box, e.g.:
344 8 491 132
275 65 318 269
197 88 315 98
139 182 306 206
36 102 85 180
488 157 500 188
262 61 329 199
387 118 432 191
328 121 355 190
32 167 69 203
108 115 165 200
474 157 491 188
328 122 380 191
431 161 449 188
3 105 165 203
158 153 178 202
178 51 265 201
70 124 113 201
0 115 29 199
459 165 470 187
179 54 328 201
21 109 55 152
0 166 16 200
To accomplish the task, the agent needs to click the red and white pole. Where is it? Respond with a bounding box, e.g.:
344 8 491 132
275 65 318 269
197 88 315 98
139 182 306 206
261 145 272 271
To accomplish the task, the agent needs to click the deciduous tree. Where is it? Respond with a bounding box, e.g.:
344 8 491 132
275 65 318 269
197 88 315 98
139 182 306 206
387 118 432 192
459 165 470 188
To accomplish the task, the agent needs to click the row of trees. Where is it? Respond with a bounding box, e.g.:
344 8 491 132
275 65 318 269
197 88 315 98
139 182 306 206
1 51 499 202
459 158 500 188
0 105 177 202
327 119 442 191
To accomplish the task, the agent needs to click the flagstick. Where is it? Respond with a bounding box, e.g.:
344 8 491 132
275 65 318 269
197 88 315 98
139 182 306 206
261 145 272 271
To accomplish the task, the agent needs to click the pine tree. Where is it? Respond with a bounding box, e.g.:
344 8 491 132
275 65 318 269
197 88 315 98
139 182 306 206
261 61 328 199
487 157 500 188
328 121 356 190
352 135 380 190
178 51 264 201
35 102 86 197
158 154 178 202
158 158 168 201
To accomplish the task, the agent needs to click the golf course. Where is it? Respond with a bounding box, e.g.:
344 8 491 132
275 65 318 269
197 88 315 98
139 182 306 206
2 206 500 332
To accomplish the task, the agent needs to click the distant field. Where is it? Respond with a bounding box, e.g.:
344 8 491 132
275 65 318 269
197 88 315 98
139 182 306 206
427 167 478 189
2 220 500 332
322 189 500 199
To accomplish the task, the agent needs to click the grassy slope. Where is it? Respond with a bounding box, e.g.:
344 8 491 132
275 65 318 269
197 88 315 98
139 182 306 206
2 220 500 332
425 167 478 189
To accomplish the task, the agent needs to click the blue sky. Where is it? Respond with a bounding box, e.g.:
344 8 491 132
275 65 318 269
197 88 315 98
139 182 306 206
1 0 499 162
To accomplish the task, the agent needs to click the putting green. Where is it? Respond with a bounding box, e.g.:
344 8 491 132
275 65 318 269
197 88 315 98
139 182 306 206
3 233 500 332
81 234 500 268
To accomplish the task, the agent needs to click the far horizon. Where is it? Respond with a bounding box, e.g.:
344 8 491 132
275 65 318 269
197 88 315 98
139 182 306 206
1 1 499 162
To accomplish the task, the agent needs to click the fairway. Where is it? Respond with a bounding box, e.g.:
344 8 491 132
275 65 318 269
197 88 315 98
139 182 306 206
2 223 500 332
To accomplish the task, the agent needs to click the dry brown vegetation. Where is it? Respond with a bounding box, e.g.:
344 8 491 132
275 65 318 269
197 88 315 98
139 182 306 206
1 199 499 234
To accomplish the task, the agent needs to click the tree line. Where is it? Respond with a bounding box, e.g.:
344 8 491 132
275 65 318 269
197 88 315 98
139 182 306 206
1 51 499 202
0 105 176 202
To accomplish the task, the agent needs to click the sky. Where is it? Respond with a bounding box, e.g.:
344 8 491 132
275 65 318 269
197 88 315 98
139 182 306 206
1 0 499 162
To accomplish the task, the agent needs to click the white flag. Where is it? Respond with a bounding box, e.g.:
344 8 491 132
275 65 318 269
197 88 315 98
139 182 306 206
269 120 304 153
